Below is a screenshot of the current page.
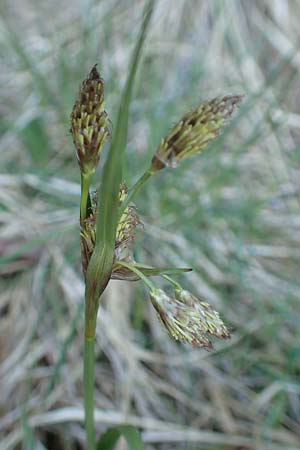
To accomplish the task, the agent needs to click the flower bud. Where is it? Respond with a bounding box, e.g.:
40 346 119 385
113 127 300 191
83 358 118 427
70 65 110 175
151 95 243 171
150 288 230 348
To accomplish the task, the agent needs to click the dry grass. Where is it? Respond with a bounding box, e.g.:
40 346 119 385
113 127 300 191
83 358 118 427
1 1 300 449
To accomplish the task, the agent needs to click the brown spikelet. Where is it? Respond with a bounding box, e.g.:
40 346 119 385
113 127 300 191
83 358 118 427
80 185 142 277
70 65 110 175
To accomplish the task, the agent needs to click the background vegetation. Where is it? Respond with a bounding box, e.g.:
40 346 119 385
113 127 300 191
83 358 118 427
1 0 300 449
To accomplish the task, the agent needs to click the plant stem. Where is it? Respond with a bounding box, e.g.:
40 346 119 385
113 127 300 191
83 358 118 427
80 172 92 223
162 274 182 290
83 275 107 450
119 168 154 218
117 260 156 291
84 336 96 450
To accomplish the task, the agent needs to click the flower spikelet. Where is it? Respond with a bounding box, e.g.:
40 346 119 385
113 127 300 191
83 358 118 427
80 185 142 277
150 288 230 349
175 289 230 341
111 185 143 280
70 65 110 175
80 197 97 275
151 95 243 171
115 184 142 259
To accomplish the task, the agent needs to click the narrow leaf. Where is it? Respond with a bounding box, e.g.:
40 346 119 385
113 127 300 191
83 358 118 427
115 261 192 277
85 0 155 299
95 0 155 251
97 425 146 450
134 262 192 272
3 22 66 124
140 266 192 276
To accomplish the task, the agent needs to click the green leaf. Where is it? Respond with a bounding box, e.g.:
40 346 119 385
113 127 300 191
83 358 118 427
46 300 84 396
85 0 155 301
18 116 51 167
115 261 192 277
22 412 37 450
135 262 192 274
97 425 146 450
2 22 66 125
95 0 155 250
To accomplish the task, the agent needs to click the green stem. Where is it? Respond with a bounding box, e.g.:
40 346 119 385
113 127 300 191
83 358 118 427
84 336 96 450
119 168 154 218
84 285 98 450
83 265 108 450
117 260 156 291
80 172 92 223
162 274 182 290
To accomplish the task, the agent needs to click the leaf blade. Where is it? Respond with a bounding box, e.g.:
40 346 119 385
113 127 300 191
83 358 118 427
97 425 146 450
85 1 155 301
95 0 155 250
114 261 192 277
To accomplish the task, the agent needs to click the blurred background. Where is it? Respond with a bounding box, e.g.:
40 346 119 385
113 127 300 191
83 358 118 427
1 1 300 449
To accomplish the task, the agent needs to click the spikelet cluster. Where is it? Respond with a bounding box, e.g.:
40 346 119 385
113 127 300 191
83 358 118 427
151 95 243 171
115 185 143 259
150 288 230 349
70 66 110 175
80 186 142 277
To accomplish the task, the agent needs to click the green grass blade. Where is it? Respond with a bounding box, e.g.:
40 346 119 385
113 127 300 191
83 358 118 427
85 1 155 297
46 301 84 397
2 22 66 124
141 266 192 276
95 0 155 250
17 116 51 167
115 261 192 277
97 425 146 450
22 415 37 450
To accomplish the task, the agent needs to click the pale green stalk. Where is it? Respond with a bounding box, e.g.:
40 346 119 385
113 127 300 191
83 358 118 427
162 274 182 290
117 260 156 291
84 338 96 450
119 168 154 218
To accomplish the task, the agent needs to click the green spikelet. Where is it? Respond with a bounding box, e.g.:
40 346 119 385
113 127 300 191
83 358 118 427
150 288 230 349
151 95 243 171
175 289 230 341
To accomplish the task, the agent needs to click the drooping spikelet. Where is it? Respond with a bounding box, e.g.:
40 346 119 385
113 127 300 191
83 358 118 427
70 65 110 175
150 288 230 349
175 289 230 341
151 95 243 171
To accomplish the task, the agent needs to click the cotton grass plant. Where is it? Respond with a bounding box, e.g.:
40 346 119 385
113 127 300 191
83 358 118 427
69 2 243 448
